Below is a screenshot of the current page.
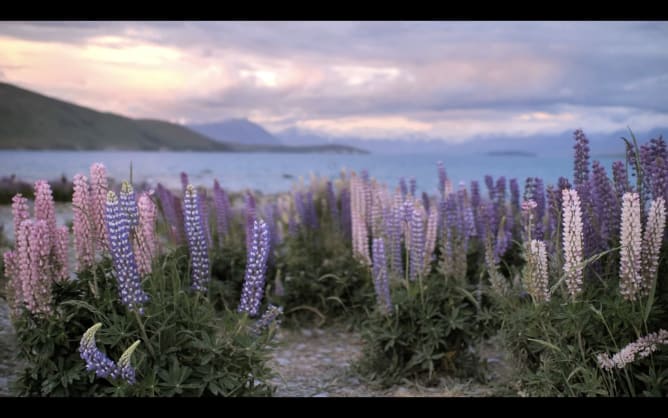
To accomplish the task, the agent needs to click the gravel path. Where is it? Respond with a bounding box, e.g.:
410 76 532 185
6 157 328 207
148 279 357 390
268 326 509 397
0 299 19 397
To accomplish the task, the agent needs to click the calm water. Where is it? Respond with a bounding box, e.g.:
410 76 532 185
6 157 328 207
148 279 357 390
0 151 621 194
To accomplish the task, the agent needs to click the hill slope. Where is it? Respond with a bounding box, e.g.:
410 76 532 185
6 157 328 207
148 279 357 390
189 118 281 145
0 82 230 151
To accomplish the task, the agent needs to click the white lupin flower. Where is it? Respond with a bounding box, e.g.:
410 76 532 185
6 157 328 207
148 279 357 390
619 192 643 301
561 189 584 299
597 329 668 370
527 239 550 303
640 197 666 296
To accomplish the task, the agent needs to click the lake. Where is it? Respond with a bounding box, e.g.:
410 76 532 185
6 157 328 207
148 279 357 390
0 150 622 195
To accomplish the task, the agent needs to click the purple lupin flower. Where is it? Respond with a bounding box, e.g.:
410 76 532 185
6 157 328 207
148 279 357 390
573 129 590 187
79 324 140 385
180 172 189 194
457 186 475 240
183 185 210 292
558 176 572 192
305 190 319 230
293 191 306 228
213 179 231 241
533 177 546 240
156 183 183 244
422 192 430 214
340 187 352 240
510 178 520 217
612 160 631 201
409 207 425 281
641 136 668 204
409 177 417 197
494 226 512 263
251 304 284 336
120 181 139 227
437 161 448 199
485 175 496 201
372 238 392 314
389 204 403 277
442 195 458 264
470 180 481 210
591 161 618 244
495 176 508 235
238 218 270 317
545 185 560 251
361 170 373 227
106 191 149 314
326 181 339 227
495 177 507 207
470 180 482 237
399 177 408 198
79 324 119 380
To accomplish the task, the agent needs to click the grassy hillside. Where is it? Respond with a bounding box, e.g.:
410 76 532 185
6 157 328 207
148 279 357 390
0 82 368 154
0 82 229 151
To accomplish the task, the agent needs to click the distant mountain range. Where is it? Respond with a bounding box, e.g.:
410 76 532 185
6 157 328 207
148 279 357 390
188 118 280 145
2 80 663 157
0 82 366 154
277 126 668 157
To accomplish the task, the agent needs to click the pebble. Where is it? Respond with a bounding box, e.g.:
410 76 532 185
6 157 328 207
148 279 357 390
300 329 313 338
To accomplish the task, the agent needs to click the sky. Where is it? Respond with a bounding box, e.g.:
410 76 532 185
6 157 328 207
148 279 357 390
1 21 667 143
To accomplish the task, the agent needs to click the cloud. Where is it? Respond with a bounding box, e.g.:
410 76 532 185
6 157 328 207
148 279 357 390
1 21 667 141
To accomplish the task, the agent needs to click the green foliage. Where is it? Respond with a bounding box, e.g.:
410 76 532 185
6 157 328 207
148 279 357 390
491 260 668 397
11 249 276 397
270 226 374 328
209 232 251 312
356 273 490 388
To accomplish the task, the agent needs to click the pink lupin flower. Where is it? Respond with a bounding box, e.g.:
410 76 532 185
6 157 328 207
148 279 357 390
561 189 584 299
30 220 53 315
134 192 157 276
90 163 109 251
72 174 95 270
350 174 371 265
11 194 30 240
619 192 642 301
34 180 57 240
17 220 53 315
16 219 34 312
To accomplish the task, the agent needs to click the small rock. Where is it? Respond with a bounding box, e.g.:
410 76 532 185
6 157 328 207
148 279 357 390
300 329 313 338
313 392 329 397
295 343 307 350
276 357 290 366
